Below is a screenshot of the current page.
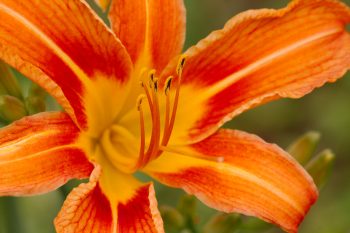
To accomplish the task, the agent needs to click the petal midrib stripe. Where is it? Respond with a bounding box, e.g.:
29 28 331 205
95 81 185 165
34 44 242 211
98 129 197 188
0 3 92 86
0 144 79 164
202 27 343 99
217 162 306 215
0 130 56 149
0 129 76 163
154 152 308 215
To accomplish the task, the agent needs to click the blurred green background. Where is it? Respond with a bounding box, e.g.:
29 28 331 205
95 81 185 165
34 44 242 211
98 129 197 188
1 0 350 232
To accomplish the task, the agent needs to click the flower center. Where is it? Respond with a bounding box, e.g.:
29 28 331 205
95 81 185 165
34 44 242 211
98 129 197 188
92 56 187 174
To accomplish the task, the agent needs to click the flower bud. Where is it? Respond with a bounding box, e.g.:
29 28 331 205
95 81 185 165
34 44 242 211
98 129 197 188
160 205 184 230
25 96 46 115
203 213 241 233
0 62 23 99
287 131 321 165
177 195 197 220
306 149 335 190
27 83 46 99
0 95 27 123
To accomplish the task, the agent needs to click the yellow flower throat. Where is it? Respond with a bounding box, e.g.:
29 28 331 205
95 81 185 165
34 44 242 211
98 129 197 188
90 56 187 174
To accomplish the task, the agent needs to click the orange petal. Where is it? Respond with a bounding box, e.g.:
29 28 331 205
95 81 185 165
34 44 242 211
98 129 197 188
54 167 114 232
145 129 318 233
0 112 93 196
0 0 132 128
118 183 164 233
55 166 164 233
163 0 350 143
109 0 186 71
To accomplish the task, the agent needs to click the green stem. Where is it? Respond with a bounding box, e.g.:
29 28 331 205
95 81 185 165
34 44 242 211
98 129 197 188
0 197 23 233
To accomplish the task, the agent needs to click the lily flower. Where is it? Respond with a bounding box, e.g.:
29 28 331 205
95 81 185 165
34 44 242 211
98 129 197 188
0 0 350 232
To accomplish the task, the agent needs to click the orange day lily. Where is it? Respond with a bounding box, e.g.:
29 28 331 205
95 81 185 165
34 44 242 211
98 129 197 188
1 0 350 232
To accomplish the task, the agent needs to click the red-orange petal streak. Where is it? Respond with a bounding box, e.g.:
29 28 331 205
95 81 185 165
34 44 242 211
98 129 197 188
0 0 132 128
162 0 350 142
56 167 164 233
55 167 114 233
0 112 93 196
117 183 164 233
109 0 186 71
145 129 318 233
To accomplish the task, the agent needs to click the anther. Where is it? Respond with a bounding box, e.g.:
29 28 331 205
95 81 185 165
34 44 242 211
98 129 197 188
176 55 187 76
164 76 173 95
148 69 156 88
153 78 159 92
135 94 146 170
136 94 146 111
149 69 156 80
160 55 187 154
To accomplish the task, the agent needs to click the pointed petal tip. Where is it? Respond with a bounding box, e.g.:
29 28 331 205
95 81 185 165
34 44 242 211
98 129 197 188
163 0 350 144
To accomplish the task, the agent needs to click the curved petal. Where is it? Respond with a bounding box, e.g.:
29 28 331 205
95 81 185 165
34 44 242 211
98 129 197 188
162 0 350 143
54 167 114 233
118 183 163 233
0 0 133 129
145 129 318 233
109 0 186 71
55 165 164 233
0 112 93 196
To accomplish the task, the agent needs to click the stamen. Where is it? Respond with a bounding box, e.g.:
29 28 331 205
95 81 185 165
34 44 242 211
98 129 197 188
148 69 156 89
135 95 146 170
161 55 187 147
134 55 188 169
176 54 187 76
146 75 161 161
163 76 173 133
164 76 173 96
140 79 154 119
153 78 159 92
136 94 146 111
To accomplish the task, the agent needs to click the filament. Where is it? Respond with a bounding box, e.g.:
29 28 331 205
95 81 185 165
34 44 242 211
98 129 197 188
146 76 161 161
135 95 146 169
134 55 188 170
161 55 187 147
163 76 173 140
